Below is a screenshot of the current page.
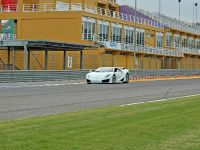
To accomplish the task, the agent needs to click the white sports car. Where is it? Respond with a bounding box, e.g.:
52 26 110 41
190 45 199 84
86 67 129 84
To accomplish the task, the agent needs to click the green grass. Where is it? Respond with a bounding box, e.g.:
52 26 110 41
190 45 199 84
0 96 200 150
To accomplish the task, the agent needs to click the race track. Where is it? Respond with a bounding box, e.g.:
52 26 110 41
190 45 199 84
0 79 200 120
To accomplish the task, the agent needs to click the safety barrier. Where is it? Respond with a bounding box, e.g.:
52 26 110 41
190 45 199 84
129 69 200 81
0 70 89 83
0 69 200 83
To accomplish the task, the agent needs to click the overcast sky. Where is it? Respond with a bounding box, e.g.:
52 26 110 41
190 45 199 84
118 0 200 23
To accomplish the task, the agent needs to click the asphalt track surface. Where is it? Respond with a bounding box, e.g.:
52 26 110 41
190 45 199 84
0 79 200 120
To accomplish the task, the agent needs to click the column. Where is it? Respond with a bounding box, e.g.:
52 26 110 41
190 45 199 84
80 50 83 69
12 48 15 70
28 49 31 70
45 49 48 70
63 49 66 70
7 46 10 64
24 45 28 70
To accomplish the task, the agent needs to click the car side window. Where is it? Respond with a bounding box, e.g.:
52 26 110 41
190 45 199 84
117 69 122 72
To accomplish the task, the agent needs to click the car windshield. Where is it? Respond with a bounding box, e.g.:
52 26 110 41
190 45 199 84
95 68 113 72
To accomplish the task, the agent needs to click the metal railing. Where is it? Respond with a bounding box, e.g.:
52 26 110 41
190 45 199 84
0 33 16 40
82 33 184 57
0 4 17 12
129 69 200 80
82 33 200 57
1 3 200 34
0 70 89 83
0 69 200 83
136 46 184 57
181 47 200 55
138 8 200 35
21 3 164 29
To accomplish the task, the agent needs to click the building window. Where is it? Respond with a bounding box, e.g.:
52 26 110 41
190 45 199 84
124 26 134 44
136 29 144 46
98 20 109 41
174 35 180 48
195 39 200 49
181 36 187 48
156 32 163 48
188 37 194 49
112 23 122 43
166 33 172 47
82 17 96 40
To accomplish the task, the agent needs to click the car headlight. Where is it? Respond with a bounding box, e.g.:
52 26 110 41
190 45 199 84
86 74 90 79
105 74 111 78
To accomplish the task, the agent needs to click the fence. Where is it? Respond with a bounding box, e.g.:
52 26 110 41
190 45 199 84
129 69 200 81
0 51 199 71
21 3 164 29
0 69 200 83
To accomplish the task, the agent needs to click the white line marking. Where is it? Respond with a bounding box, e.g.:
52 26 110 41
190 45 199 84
0 82 86 89
120 94 200 107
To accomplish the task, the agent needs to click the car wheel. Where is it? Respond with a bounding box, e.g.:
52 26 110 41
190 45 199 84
112 75 116 84
86 80 91 84
125 73 129 83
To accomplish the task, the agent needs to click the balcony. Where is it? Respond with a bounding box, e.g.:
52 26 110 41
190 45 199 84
137 8 200 35
0 3 164 30
0 33 16 40
82 33 185 57
0 4 18 12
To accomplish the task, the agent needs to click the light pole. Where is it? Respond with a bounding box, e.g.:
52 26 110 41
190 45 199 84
134 0 137 71
159 0 161 15
178 0 181 21
195 3 198 24
193 1 195 24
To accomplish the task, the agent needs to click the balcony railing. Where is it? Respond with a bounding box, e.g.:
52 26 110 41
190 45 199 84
21 3 164 29
138 8 200 35
1 3 200 34
0 4 17 12
181 47 200 55
0 33 16 41
82 33 184 57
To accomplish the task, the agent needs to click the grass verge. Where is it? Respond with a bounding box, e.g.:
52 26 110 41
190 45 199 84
0 96 200 150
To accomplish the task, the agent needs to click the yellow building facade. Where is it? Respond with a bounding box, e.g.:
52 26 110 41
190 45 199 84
0 0 200 70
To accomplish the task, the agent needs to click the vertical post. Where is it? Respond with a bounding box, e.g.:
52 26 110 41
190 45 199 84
63 49 66 70
162 57 165 69
195 3 198 24
24 45 28 70
12 48 15 70
169 57 172 69
80 50 83 69
159 0 161 15
178 0 181 21
33 49 36 70
193 2 195 24
134 0 137 70
28 48 31 70
133 0 138 80
7 46 10 64
45 49 48 70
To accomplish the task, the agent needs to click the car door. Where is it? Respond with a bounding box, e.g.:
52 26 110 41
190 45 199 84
114 68 123 81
